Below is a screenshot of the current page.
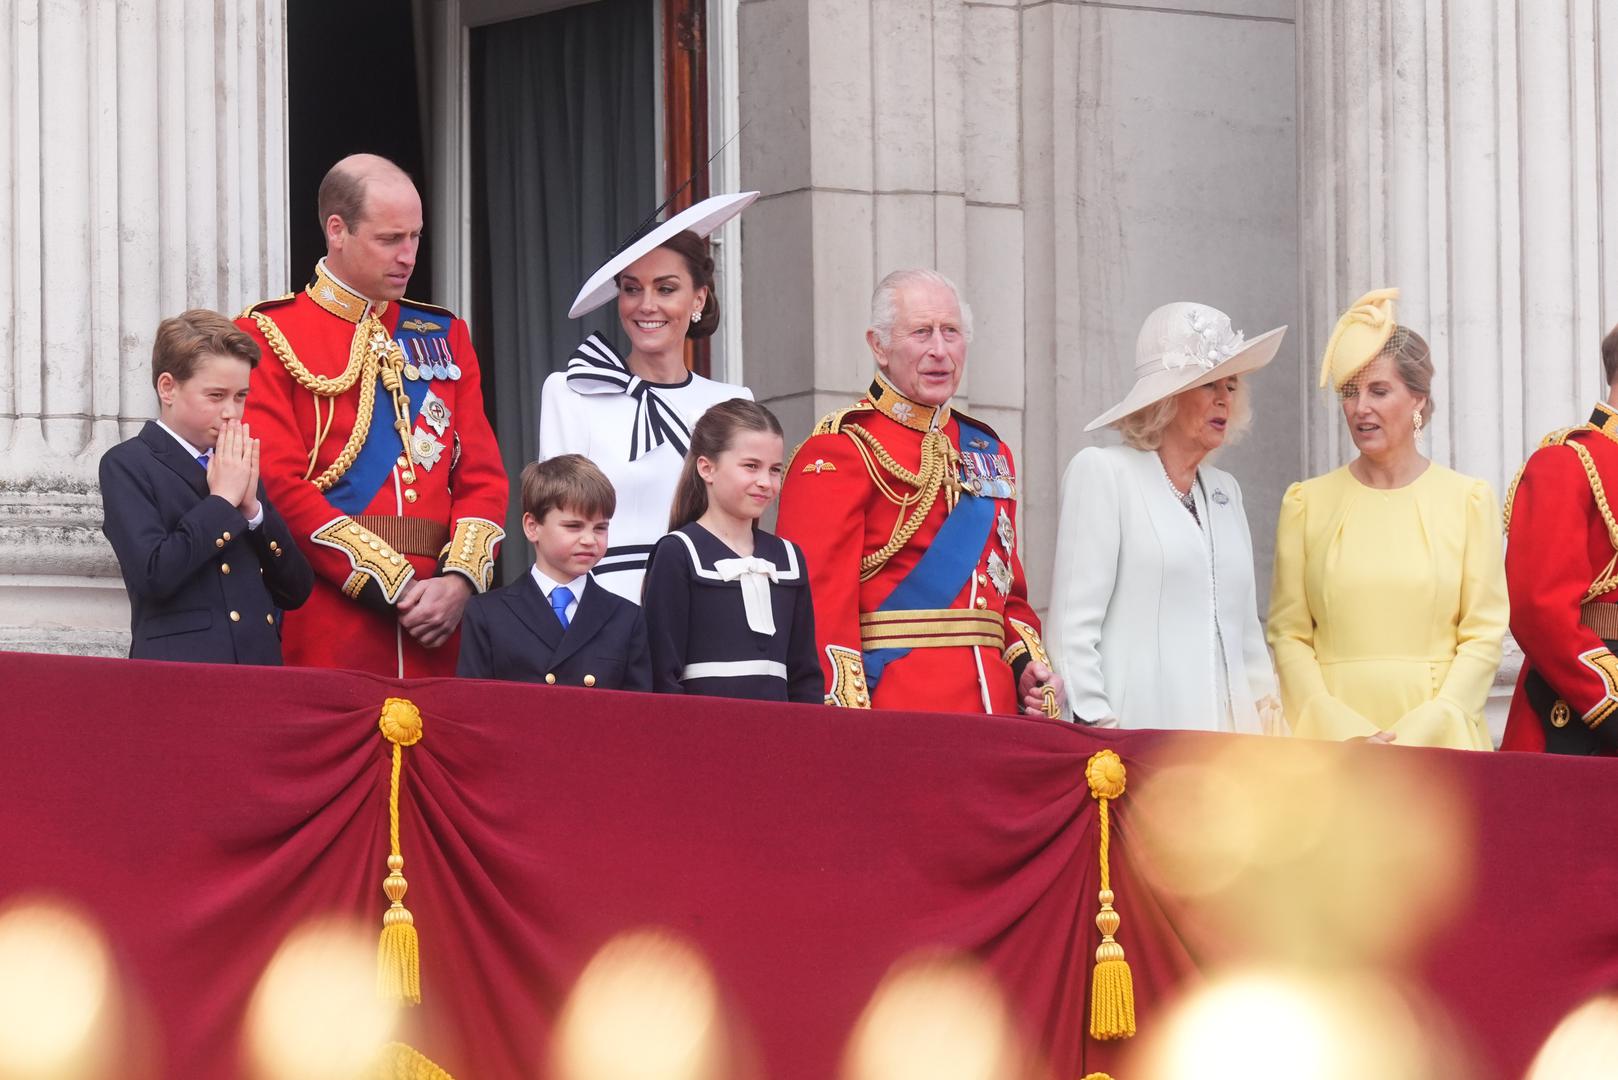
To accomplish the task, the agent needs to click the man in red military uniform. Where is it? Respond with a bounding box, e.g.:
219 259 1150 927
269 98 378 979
776 268 1062 715
238 154 508 677
1502 323 1618 753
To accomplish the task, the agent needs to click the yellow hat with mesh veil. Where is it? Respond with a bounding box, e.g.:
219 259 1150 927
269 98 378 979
1319 288 1400 390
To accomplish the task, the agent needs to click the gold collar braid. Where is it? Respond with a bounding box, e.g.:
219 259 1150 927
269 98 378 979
867 373 951 432
306 260 381 323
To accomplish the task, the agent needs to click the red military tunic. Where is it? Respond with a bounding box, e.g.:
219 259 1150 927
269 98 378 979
776 375 1049 714
1502 403 1618 753
238 261 509 677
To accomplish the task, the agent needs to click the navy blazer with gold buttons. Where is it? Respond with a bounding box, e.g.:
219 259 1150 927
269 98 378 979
99 421 312 664
456 572 652 691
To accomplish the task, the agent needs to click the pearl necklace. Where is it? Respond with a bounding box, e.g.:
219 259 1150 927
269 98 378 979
1161 461 1198 516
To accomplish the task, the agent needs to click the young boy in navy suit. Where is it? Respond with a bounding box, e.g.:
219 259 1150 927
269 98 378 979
100 309 313 663
457 455 652 689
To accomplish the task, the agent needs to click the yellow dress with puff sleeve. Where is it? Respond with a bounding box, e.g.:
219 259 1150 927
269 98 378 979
1266 463 1507 750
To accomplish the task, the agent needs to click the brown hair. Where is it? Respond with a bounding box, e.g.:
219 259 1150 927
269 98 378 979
1602 322 1618 387
151 309 260 388
316 154 411 231
521 454 617 523
668 399 785 531
1379 325 1436 425
618 229 721 340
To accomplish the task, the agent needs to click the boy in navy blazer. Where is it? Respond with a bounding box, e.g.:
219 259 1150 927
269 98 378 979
100 310 312 664
457 455 651 690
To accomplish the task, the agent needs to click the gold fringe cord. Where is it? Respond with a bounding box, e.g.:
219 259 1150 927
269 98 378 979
372 1040 456 1079
378 698 424 1004
1086 750 1136 1040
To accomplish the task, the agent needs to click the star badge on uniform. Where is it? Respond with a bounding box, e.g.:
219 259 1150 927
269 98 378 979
997 507 1015 551
420 390 452 436
987 549 1013 597
411 431 446 471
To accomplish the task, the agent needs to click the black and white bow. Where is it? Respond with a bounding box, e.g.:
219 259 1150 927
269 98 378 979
565 334 693 461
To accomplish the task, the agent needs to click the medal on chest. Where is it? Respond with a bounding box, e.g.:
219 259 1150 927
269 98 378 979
959 450 1017 500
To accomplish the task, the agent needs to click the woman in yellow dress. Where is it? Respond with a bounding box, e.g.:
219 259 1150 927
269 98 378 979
1266 288 1507 749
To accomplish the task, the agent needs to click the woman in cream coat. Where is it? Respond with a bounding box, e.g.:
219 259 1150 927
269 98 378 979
1047 302 1286 733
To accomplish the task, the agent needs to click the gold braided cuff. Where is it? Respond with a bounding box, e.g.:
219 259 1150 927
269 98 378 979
1578 647 1618 729
312 516 416 604
441 517 504 593
1004 617 1052 669
824 645 870 708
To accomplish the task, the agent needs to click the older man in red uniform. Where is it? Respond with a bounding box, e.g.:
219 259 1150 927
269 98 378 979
1502 324 1618 753
238 154 507 677
776 268 1061 715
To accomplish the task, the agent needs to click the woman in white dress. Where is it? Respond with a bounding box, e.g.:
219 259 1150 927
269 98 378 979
1046 302 1286 733
539 192 758 602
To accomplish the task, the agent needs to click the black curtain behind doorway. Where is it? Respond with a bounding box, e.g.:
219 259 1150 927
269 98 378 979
473 0 656 581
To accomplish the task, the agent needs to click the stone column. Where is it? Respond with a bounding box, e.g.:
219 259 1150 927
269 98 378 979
1022 0 1299 607
1298 0 1618 732
1298 0 1615 483
0 0 288 655
737 0 1031 584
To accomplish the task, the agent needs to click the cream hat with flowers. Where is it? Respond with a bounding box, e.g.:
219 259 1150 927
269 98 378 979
1084 302 1287 432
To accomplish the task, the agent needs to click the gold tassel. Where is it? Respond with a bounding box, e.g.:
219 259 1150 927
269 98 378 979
373 1040 456 1079
1085 750 1135 1040
377 698 425 1005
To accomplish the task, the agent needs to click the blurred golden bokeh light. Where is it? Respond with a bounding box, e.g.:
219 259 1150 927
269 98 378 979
1128 968 1460 1080
245 918 399 1080
550 928 727 1080
1131 737 1472 965
841 951 1028 1080
1526 991 1618 1079
0 898 114 1080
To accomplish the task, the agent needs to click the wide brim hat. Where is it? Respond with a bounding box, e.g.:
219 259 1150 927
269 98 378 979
567 191 760 319
1084 302 1287 432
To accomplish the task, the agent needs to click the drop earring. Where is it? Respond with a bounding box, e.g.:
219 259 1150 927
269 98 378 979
1413 410 1424 436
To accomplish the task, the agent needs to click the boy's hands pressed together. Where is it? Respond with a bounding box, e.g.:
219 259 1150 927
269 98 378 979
240 425 261 521
207 417 254 511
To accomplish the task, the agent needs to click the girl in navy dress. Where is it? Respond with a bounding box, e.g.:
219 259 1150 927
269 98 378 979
642 399 823 702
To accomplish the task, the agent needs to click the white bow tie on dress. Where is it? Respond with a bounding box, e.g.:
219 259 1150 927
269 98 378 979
714 556 779 635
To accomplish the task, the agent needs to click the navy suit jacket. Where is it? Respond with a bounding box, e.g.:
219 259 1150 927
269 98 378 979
456 572 652 691
99 421 313 664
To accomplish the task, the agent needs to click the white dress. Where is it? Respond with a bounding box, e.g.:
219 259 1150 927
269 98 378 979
538 334 753 602
1045 444 1277 733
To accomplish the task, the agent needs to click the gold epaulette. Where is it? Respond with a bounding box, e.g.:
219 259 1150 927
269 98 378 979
786 401 877 471
1506 425 1598 536
237 293 295 319
1542 424 1589 448
812 401 876 436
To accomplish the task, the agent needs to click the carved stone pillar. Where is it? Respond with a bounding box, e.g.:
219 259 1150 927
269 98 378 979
1298 0 1618 733
0 0 288 655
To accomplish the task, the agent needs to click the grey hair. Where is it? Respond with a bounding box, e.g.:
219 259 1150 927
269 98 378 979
1114 379 1254 450
869 268 975 348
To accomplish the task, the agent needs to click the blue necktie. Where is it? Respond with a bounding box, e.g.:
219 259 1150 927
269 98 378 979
196 452 210 469
550 586 574 631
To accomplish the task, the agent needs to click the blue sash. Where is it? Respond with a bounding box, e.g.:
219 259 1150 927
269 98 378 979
862 417 1001 692
326 302 444 515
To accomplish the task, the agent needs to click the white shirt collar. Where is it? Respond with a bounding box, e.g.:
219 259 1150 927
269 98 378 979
156 419 209 462
530 564 588 599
